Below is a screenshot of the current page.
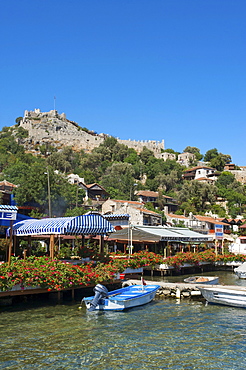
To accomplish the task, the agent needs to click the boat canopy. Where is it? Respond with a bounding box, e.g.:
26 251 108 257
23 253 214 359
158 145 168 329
109 225 213 243
8 213 115 236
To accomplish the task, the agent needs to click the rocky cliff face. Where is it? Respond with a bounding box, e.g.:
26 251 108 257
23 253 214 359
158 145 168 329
15 108 165 155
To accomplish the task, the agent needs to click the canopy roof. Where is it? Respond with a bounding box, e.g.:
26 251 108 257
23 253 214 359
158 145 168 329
9 214 115 236
109 225 213 243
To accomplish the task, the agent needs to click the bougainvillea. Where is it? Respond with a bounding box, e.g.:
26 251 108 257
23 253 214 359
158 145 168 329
1 251 246 292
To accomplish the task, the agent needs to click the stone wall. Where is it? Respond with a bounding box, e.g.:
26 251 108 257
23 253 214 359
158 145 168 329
229 168 246 185
17 109 165 156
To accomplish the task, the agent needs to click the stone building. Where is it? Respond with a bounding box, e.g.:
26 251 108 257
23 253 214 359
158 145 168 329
102 199 162 226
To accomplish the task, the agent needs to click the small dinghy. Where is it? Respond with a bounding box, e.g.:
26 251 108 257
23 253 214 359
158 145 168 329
82 282 160 311
184 276 219 285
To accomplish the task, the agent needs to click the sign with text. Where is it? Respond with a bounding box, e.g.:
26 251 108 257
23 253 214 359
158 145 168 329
0 211 17 220
215 224 224 240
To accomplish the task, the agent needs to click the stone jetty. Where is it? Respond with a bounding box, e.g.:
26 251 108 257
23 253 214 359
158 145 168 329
127 279 204 299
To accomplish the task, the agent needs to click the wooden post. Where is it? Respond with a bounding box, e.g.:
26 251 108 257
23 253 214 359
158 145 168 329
215 240 218 256
8 220 13 266
28 236 31 256
50 235 55 260
13 235 16 256
99 235 104 254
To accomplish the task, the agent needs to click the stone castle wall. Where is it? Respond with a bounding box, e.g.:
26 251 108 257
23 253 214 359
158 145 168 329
17 109 165 155
230 168 246 185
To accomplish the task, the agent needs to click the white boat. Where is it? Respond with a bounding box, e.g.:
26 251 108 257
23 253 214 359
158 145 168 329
234 262 246 279
82 283 160 311
199 285 246 308
184 276 219 285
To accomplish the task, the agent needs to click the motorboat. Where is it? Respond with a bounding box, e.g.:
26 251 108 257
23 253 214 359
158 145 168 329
234 262 246 279
199 285 246 308
184 276 219 285
82 282 160 311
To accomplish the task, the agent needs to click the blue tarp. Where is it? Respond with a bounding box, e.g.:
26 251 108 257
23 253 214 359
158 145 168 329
8 213 115 236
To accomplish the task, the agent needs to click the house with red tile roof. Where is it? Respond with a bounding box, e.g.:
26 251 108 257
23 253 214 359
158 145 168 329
136 190 178 213
165 212 231 235
182 166 218 181
102 199 162 226
67 174 109 208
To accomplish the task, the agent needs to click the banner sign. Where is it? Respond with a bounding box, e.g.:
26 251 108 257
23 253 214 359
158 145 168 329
215 224 224 240
0 211 17 220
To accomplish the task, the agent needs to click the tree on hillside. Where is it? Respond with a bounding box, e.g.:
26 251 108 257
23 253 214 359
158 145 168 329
216 172 236 189
139 146 154 164
216 171 246 216
100 162 135 200
15 117 23 124
204 148 231 171
47 147 80 174
9 162 85 217
177 181 217 214
154 170 181 193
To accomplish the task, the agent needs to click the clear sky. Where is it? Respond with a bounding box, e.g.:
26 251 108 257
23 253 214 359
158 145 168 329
1 0 245 165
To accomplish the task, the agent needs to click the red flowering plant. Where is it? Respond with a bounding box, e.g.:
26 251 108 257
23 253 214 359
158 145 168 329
215 253 246 263
0 257 124 292
164 252 210 268
129 251 164 267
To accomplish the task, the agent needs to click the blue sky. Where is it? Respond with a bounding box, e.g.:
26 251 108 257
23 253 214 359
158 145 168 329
1 0 245 165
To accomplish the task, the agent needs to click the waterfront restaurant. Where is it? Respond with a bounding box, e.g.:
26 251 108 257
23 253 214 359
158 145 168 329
106 225 213 256
7 213 115 262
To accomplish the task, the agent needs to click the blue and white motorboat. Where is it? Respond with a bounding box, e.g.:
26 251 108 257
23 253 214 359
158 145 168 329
82 283 160 311
199 285 246 308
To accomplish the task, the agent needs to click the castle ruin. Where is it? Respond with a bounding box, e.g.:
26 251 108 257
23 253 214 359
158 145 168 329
17 109 165 156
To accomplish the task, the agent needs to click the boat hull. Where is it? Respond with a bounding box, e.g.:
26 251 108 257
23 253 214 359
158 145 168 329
235 272 246 279
234 262 246 279
199 285 246 308
184 276 219 285
83 284 160 311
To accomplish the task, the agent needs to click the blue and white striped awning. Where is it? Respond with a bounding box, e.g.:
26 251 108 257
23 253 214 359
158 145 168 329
9 214 115 236
0 205 18 211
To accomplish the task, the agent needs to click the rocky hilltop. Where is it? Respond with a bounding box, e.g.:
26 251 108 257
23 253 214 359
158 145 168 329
16 109 165 155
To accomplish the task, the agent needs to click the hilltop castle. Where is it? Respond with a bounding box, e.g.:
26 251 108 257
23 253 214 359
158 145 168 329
17 109 165 156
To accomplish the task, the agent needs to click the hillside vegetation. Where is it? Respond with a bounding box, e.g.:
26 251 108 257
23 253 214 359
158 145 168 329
0 124 245 219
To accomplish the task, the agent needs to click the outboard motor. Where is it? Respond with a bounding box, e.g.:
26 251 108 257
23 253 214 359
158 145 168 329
88 284 109 311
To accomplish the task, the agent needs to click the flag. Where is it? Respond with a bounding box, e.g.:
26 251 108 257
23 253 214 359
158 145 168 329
141 277 146 286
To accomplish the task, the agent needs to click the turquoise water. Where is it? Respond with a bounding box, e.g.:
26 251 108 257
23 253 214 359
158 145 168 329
1 271 246 369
